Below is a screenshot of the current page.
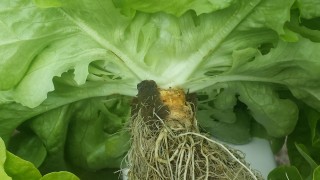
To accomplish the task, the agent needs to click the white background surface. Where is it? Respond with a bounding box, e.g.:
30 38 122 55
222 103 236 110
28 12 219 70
230 137 276 179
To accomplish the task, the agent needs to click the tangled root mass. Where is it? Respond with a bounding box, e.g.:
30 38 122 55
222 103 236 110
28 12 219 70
125 80 263 180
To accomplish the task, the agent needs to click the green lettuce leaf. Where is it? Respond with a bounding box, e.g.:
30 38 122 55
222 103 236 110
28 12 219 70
295 0 320 19
314 166 320 180
0 138 11 180
193 36 320 141
0 0 79 91
0 95 130 179
0 0 137 108
0 137 79 180
8 132 47 168
287 104 320 179
268 166 303 180
0 77 135 142
40 171 79 180
112 0 235 16
66 97 130 170
4 151 42 180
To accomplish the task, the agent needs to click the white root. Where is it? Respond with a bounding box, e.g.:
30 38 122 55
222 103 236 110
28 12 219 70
178 132 258 180
125 81 263 180
125 110 263 180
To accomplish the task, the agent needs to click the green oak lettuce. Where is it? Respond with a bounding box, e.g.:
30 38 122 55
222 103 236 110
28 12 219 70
0 0 320 179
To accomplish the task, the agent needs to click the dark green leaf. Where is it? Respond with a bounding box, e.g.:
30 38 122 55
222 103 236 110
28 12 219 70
295 143 318 170
8 132 47 168
66 97 130 170
268 166 303 180
287 104 320 179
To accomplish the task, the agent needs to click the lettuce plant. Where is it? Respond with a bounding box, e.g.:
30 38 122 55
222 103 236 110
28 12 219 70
0 0 320 179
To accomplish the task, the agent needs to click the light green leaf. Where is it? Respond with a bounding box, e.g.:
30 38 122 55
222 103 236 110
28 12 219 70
12 34 112 108
0 0 137 108
113 0 235 16
192 36 320 110
0 138 11 180
197 81 299 139
33 0 62 8
3 0 314 109
4 151 42 180
0 0 78 90
0 138 6 166
237 82 298 137
40 171 79 180
296 0 320 19
313 166 320 180
238 0 294 35
104 132 130 159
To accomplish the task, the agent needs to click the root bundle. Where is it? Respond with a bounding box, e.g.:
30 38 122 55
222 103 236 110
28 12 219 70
125 80 262 180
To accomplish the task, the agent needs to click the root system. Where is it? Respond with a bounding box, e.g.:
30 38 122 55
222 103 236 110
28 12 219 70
125 80 262 180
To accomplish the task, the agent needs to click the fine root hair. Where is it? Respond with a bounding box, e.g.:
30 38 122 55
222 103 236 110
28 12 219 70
125 111 263 180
